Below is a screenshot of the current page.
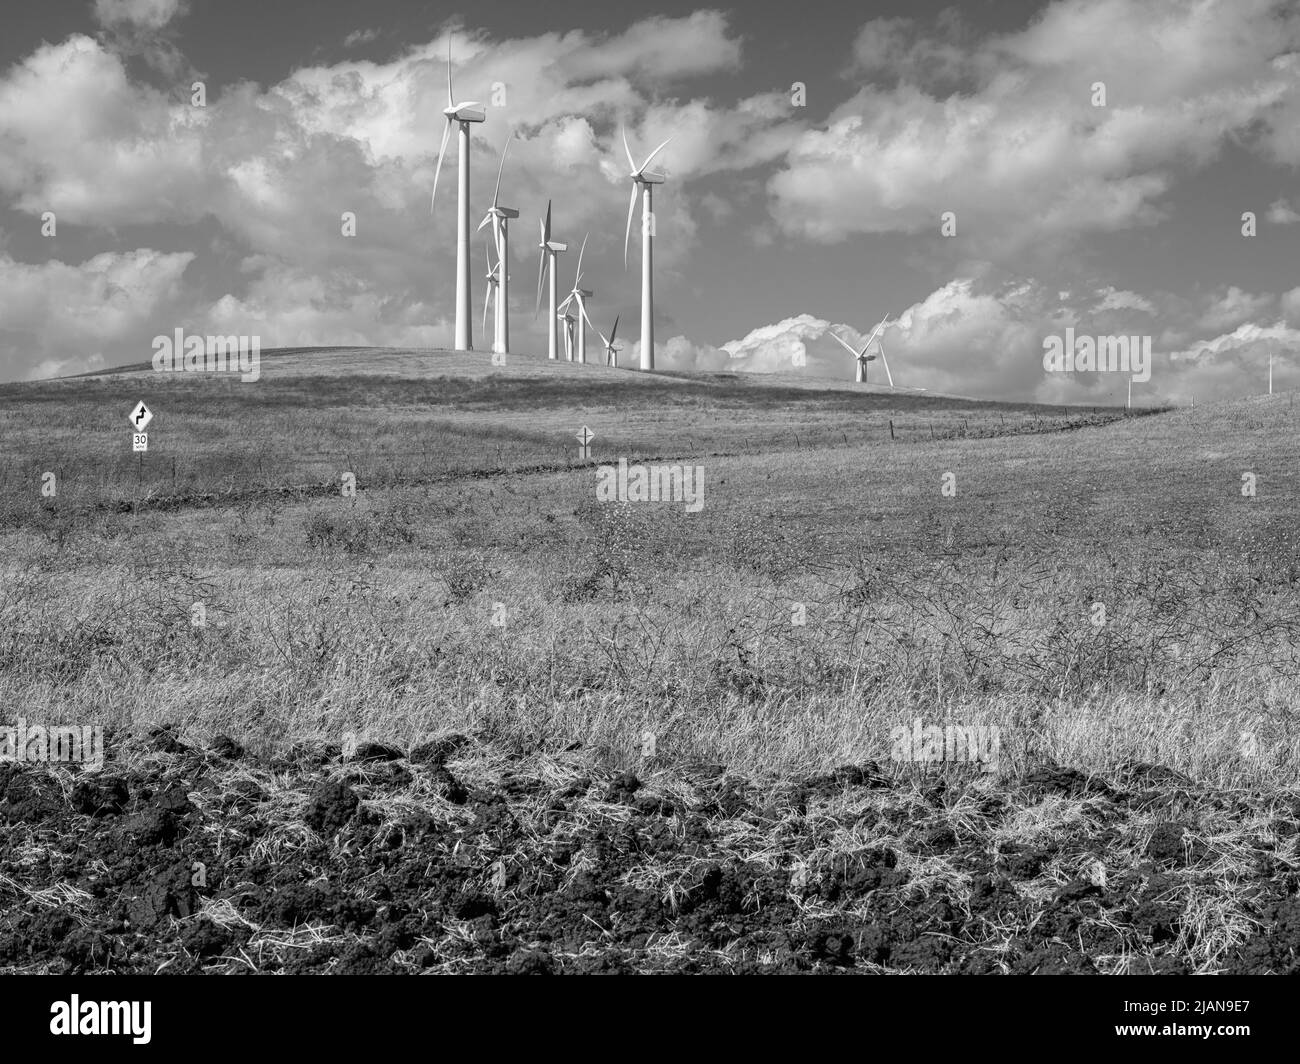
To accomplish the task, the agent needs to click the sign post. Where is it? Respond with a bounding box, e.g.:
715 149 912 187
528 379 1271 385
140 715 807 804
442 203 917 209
130 401 152 451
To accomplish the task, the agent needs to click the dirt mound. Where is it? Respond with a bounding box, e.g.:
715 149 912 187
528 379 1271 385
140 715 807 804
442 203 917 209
0 742 1295 974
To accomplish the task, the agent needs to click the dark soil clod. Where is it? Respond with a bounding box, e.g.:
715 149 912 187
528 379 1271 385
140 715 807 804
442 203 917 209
0 731 1294 974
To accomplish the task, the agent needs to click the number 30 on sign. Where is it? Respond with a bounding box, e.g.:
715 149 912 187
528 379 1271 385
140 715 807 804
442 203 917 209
133 433 148 452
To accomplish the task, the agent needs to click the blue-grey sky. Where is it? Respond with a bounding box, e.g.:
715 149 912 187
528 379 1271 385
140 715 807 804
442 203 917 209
1 0 1298 403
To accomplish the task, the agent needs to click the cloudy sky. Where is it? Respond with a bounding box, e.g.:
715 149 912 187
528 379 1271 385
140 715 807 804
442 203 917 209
1 0 1298 403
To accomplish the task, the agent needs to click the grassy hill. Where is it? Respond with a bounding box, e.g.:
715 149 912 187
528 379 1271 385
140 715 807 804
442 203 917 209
2 347 1298 974
4 345 1133 507
0 346 1287 783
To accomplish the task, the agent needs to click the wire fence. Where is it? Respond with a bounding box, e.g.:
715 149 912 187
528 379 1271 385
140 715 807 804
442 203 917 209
3 409 1158 513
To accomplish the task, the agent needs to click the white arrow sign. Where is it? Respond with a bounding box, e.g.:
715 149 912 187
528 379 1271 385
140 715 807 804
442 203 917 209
129 401 153 430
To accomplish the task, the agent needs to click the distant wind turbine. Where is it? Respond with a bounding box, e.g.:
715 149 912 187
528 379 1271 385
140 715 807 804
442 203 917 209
596 314 623 368
831 316 893 386
559 308 576 361
431 37 486 351
535 201 567 360
482 241 501 341
622 126 671 372
558 234 594 364
477 132 519 354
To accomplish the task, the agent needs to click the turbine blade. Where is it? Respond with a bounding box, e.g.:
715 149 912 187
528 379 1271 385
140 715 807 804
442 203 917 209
610 313 619 345
575 232 588 284
623 184 638 268
621 124 636 172
491 131 512 209
579 297 596 335
446 37 453 107
431 119 452 213
542 199 551 243
477 212 492 232
483 282 491 335
863 318 888 347
536 239 546 316
878 341 894 388
828 331 859 357
639 135 673 173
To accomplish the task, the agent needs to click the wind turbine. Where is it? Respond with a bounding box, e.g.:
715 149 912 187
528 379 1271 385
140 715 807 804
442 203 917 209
558 308 576 360
535 201 567 360
482 241 501 342
622 126 672 372
558 234 594 364
477 132 519 354
595 314 623 368
830 316 893 386
431 38 485 351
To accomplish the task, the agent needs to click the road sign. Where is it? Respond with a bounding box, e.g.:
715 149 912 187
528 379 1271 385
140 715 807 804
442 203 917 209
133 433 148 452
129 401 152 430
575 425 596 459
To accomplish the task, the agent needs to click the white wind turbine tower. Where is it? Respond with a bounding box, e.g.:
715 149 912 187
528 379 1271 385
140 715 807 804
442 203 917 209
830 315 893 386
558 234 594 364
596 314 623 368
622 126 672 372
535 201 567 360
431 38 486 351
477 132 519 354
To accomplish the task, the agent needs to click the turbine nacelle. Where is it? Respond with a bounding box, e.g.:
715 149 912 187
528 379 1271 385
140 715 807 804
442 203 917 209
558 289 593 312
634 170 666 185
444 105 485 123
478 204 519 237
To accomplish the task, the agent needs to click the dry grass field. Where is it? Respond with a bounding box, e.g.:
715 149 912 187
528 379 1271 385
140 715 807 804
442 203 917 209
2 348 1298 974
